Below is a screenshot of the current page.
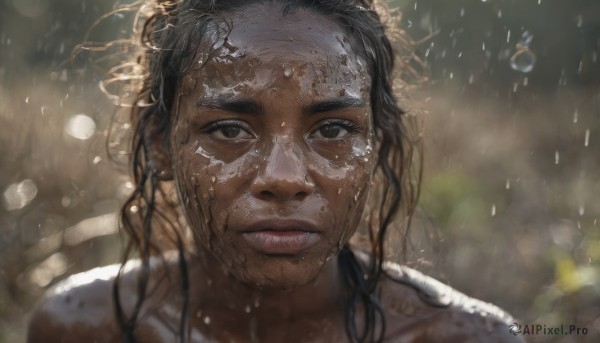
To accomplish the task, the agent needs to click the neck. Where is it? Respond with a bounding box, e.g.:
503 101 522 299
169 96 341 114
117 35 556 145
185 249 347 334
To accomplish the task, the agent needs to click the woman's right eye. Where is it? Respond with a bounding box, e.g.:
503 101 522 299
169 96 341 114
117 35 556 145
204 120 253 141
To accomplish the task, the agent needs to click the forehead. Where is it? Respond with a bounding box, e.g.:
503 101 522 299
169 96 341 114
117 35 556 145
181 4 370 97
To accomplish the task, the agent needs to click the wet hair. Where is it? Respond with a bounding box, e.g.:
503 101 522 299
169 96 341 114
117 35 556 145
112 0 423 342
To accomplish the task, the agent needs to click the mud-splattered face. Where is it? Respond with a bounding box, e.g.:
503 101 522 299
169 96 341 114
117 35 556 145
170 5 374 289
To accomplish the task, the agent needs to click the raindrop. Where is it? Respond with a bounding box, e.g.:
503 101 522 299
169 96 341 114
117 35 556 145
510 32 536 73
203 316 211 325
579 205 585 216
245 305 251 314
468 74 474 84
576 14 583 28
584 129 590 147
449 72 454 79
555 150 560 165
65 114 96 140
506 30 511 43
3 179 38 211
211 176 216 183
491 204 496 217
497 10 502 18
460 8 465 17
523 77 529 86
25 97 29 104
505 179 511 190
510 49 536 73
61 196 71 207
573 109 579 123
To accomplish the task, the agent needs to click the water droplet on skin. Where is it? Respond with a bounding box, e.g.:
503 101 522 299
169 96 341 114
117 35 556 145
584 129 590 147
253 295 261 308
92 156 102 164
337 188 342 195
130 205 138 213
61 196 71 207
283 65 293 78
280 122 285 128
211 176 216 183
555 150 560 165
204 316 211 325
208 187 215 198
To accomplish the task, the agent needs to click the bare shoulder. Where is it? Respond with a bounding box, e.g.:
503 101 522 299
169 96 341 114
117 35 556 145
381 261 526 343
27 263 125 343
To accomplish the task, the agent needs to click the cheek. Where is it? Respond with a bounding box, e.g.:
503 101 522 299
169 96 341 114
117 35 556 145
308 137 374 242
175 138 261 234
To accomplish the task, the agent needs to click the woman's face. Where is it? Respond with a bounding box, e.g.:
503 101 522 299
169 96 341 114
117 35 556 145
169 5 375 289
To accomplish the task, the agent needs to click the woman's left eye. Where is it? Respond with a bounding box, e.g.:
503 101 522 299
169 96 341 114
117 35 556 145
311 121 359 139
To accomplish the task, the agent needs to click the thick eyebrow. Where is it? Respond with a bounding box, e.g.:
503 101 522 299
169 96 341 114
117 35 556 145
303 96 365 115
196 97 263 115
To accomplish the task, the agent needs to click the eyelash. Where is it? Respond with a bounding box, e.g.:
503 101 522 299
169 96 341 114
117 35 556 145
202 119 361 139
312 120 361 138
203 120 253 135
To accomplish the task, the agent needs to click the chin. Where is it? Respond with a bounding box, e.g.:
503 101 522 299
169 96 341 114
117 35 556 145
230 253 329 291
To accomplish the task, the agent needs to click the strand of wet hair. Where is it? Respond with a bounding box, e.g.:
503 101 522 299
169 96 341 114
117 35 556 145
339 246 386 343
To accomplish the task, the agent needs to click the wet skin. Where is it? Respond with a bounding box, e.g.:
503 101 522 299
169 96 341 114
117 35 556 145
27 4 525 343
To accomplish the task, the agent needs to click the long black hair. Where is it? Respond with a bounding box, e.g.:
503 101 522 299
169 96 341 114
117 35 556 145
109 1 423 342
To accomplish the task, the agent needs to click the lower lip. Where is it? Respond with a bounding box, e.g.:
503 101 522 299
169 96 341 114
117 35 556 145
242 231 320 254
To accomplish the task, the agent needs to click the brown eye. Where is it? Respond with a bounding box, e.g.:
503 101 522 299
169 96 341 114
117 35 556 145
319 125 342 138
205 120 253 140
311 120 358 140
220 126 242 138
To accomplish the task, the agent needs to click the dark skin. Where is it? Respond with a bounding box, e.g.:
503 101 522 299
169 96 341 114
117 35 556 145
28 6 525 343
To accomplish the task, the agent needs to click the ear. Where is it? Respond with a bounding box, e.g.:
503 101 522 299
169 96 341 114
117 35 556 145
144 116 174 181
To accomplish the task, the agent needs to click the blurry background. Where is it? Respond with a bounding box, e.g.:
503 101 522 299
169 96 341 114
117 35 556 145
0 0 598 342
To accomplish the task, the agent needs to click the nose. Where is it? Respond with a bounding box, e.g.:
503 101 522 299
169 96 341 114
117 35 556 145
250 138 315 202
